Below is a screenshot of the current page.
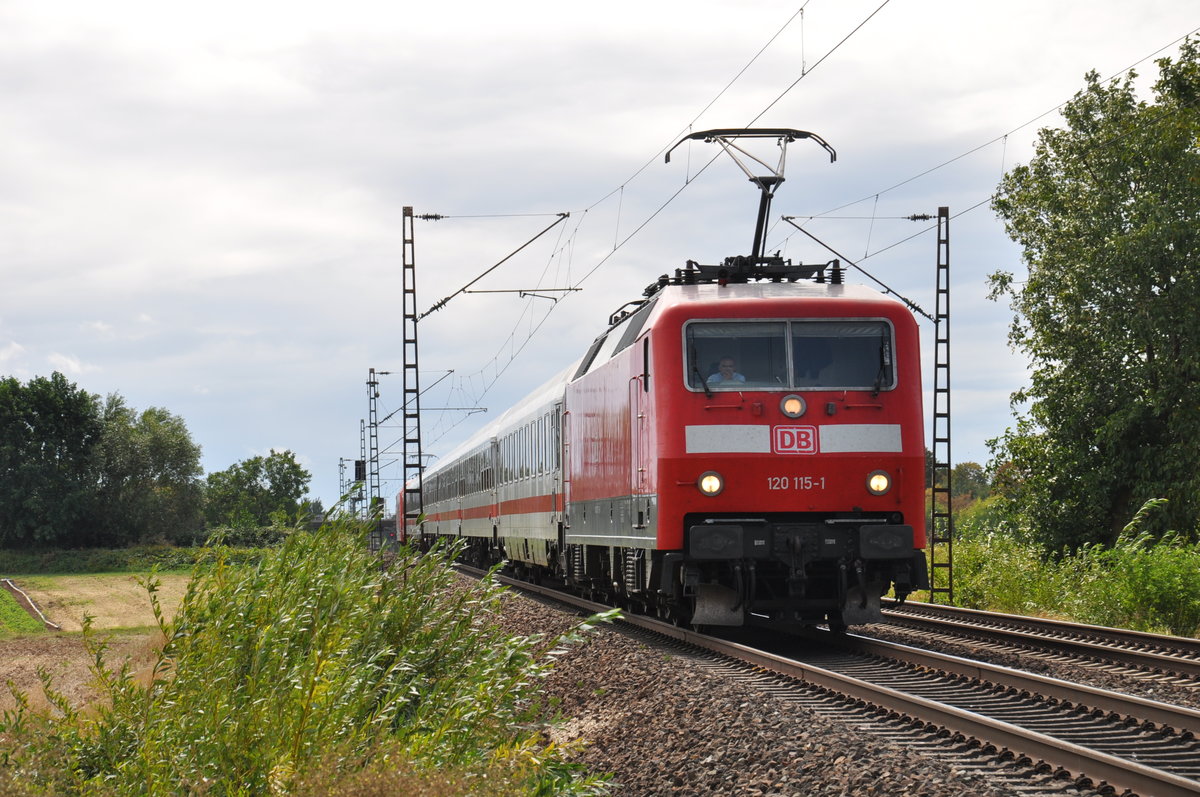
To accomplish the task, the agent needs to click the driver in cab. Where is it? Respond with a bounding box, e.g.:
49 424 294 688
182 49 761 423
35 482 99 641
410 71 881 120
707 357 746 385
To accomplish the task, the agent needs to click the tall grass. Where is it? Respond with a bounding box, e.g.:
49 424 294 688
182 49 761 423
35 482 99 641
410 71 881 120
947 497 1200 637
942 497 1066 615
0 516 612 795
1067 500 1200 636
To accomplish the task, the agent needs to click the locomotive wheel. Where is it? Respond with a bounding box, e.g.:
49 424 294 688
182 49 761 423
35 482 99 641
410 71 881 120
826 612 848 634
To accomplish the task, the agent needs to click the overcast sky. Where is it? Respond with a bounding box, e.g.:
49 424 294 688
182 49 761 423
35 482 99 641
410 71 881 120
3 1 1197 507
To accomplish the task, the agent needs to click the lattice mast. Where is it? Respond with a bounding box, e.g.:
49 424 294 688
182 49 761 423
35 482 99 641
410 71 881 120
367 368 382 547
401 207 425 542
928 206 953 603
357 420 367 518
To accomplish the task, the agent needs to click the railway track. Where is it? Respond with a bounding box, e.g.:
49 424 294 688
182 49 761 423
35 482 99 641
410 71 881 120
467 568 1200 796
880 600 1200 683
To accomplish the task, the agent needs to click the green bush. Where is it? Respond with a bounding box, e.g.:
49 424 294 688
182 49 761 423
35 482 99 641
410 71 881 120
1068 500 1200 636
0 545 263 575
202 524 291 548
0 516 612 795
941 497 1200 636
950 533 1066 616
945 497 1067 615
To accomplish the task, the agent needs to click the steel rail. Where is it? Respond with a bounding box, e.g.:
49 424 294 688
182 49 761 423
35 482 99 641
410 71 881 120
882 600 1200 677
471 569 1200 797
833 631 1200 736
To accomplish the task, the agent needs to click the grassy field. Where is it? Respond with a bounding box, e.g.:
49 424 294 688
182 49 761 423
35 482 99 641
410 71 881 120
5 572 190 632
1 573 184 717
0 588 45 635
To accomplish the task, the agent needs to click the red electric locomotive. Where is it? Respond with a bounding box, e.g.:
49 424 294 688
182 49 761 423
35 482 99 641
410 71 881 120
410 129 929 630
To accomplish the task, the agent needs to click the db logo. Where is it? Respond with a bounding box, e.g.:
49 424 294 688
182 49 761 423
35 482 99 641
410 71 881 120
773 425 818 455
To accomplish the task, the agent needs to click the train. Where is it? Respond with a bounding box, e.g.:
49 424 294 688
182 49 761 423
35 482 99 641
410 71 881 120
397 129 929 631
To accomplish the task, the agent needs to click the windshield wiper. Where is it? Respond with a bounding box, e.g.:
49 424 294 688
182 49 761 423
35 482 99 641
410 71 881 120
872 338 891 397
690 346 713 398
694 365 713 398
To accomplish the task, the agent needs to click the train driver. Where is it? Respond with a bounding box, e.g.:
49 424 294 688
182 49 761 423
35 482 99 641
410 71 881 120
707 356 746 385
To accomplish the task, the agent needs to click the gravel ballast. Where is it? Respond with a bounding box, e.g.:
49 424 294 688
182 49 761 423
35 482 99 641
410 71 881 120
492 588 1096 797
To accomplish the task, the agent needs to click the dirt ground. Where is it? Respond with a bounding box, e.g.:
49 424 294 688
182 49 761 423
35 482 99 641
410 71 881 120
0 631 161 713
0 574 189 714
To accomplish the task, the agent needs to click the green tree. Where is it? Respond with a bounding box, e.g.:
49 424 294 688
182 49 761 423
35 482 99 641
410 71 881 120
989 39 1200 549
94 394 205 545
951 462 990 502
205 449 312 528
0 372 102 547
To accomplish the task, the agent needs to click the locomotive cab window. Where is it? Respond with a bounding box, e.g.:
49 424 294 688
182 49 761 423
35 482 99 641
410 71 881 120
686 322 787 389
684 319 895 391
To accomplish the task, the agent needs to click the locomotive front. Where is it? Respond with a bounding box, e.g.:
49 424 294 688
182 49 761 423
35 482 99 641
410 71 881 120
650 281 928 630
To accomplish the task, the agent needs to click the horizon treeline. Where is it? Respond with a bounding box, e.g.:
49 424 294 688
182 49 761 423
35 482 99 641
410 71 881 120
0 371 314 549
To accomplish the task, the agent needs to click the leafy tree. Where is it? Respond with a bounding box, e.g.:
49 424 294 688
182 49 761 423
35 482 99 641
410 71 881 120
94 394 205 545
0 373 102 546
951 462 990 503
989 40 1200 548
205 449 312 529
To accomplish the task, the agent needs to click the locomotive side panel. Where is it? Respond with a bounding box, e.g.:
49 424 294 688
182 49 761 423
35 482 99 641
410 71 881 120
563 330 654 549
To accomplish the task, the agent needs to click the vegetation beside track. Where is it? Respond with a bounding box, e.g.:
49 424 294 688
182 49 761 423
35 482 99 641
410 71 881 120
0 517 612 796
932 497 1200 637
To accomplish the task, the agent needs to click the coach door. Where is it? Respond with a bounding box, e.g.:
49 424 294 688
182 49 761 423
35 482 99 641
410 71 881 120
561 409 572 530
550 404 563 526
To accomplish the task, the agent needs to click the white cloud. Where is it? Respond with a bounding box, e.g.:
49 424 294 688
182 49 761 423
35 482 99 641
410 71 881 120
47 352 97 375
0 341 25 366
1 0 1195 501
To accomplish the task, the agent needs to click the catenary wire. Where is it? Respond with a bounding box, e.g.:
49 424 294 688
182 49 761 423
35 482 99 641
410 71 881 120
424 1 886 428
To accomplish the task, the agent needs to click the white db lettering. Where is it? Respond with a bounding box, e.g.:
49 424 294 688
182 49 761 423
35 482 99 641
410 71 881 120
773 425 818 455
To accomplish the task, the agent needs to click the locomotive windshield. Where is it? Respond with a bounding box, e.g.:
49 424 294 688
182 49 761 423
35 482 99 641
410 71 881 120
685 319 895 391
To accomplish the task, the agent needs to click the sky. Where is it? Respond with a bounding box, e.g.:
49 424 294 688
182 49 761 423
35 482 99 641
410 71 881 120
3 1 1197 508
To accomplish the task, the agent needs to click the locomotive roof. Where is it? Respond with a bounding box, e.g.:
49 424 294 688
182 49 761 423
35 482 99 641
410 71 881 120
656 279 908 309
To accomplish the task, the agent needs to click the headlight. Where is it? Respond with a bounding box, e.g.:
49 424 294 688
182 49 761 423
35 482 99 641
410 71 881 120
780 394 806 418
697 471 724 496
866 470 891 495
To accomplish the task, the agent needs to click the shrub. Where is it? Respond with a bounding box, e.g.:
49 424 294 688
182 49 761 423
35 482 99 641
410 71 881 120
0 545 262 575
203 524 290 548
943 497 1067 615
934 497 1200 636
1068 500 1200 636
0 516 612 795
949 531 1066 616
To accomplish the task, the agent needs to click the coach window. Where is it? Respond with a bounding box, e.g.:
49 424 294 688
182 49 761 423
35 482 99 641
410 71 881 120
533 418 541 474
685 322 787 389
515 430 522 480
502 436 511 484
532 421 539 476
543 416 549 474
523 425 530 478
